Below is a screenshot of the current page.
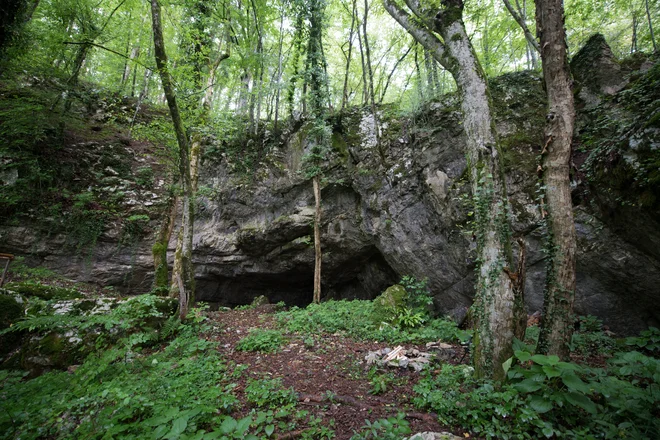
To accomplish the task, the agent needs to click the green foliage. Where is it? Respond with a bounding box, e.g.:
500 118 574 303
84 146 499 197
121 214 151 244
367 367 398 395
245 377 297 409
235 329 286 353
1 295 177 354
0 294 23 329
135 166 155 187
569 315 617 357
277 300 468 344
372 277 434 329
625 327 660 356
3 281 83 300
413 342 660 439
350 413 411 440
0 324 244 439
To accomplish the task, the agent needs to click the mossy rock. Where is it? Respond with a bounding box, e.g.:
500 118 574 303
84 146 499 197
0 294 24 330
4 281 83 300
371 284 407 324
251 295 270 306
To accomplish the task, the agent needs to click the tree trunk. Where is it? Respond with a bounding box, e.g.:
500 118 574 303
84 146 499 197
362 0 383 157
150 0 194 320
313 175 322 304
535 0 577 359
341 2 357 110
153 195 177 291
646 0 657 52
274 12 285 129
384 0 517 380
632 13 638 54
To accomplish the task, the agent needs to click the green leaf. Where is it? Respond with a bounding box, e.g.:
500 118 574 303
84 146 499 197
542 365 561 378
531 354 559 366
165 416 189 439
502 357 513 375
220 417 237 434
561 373 590 393
264 425 275 437
529 395 553 413
514 378 543 393
541 425 554 438
515 350 532 362
564 392 597 414
236 416 252 434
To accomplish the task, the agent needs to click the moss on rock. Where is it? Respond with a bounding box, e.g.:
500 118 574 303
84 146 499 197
371 284 407 324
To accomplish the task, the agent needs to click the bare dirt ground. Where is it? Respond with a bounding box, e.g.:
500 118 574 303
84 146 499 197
203 305 468 439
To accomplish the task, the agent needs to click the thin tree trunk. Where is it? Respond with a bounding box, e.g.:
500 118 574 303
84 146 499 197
503 0 541 54
150 0 194 320
384 0 518 380
355 0 368 106
380 44 412 103
313 175 322 304
535 0 577 359
646 0 657 52
342 3 357 110
423 49 436 97
362 0 382 157
153 195 177 291
274 12 285 129
632 13 638 54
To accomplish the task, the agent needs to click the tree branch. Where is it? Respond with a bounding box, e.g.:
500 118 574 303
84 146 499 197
382 0 446 65
63 41 154 71
502 0 540 54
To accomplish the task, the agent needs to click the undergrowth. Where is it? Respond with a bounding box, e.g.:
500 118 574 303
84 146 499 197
276 299 469 344
413 334 660 439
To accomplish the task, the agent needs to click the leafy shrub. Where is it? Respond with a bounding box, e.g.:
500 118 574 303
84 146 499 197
350 413 411 440
569 315 616 357
277 300 468 344
236 329 285 353
625 327 660 356
413 346 660 439
245 378 297 409
372 277 434 329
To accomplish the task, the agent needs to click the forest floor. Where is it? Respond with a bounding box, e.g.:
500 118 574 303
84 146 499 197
203 305 467 439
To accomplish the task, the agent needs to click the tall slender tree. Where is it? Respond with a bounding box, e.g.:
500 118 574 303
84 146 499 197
150 0 194 320
535 0 577 359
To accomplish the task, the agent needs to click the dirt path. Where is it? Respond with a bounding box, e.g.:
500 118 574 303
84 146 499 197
203 305 453 439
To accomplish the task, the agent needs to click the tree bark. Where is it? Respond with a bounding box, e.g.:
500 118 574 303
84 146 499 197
313 175 322 304
150 0 194 320
384 0 517 380
535 0 577 359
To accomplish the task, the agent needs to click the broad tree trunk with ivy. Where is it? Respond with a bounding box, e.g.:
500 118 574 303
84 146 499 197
384 0 521 380
535 0 577 359
150 0 194 319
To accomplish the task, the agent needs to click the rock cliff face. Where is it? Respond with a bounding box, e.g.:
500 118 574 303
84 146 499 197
2 36 659 335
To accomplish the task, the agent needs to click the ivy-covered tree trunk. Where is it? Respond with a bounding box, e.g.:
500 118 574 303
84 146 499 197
150 0 194 320
535 0 577 359
384 0 519 380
